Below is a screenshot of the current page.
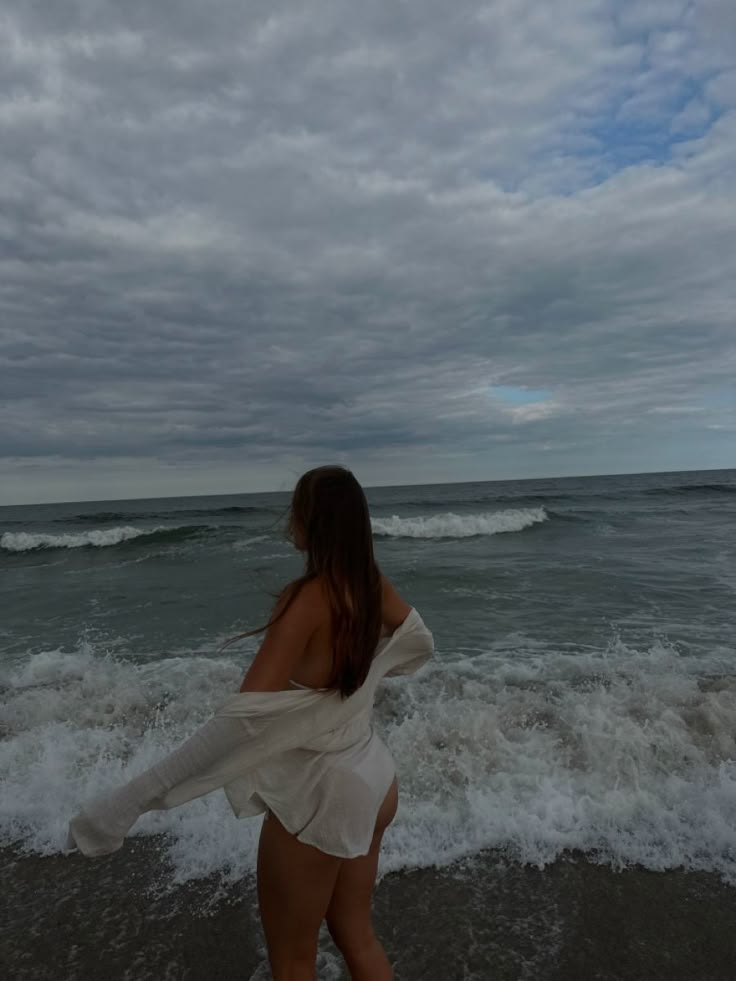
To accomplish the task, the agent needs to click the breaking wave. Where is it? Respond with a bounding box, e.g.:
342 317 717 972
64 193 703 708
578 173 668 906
0 525 205 552
371 508 548 539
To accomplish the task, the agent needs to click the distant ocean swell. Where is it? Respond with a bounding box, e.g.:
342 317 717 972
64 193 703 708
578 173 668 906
644 482 736 496
390 481 736 509
56 505 274 523
1 508 549 552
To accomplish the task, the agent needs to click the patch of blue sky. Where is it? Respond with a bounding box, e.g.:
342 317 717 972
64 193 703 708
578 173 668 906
488 386 552 405
573 78 716 181
507 76 720 197
702 390 736 408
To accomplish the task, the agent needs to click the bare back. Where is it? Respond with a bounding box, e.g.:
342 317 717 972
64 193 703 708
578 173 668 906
288 575 413 689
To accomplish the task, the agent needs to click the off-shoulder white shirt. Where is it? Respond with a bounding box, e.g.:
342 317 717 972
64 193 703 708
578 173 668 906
67 607 434 859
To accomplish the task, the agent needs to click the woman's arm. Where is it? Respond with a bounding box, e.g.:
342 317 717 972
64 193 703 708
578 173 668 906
381 573 413 631
239 581 321 692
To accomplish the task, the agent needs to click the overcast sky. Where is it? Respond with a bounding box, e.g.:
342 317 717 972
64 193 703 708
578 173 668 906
2 1 735 505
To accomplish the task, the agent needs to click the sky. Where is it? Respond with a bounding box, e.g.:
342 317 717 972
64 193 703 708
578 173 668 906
2 1 735 505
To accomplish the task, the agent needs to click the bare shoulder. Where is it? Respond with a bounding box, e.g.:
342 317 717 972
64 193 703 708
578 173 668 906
381 574 413 631
277 574 412 632
274 576 326 624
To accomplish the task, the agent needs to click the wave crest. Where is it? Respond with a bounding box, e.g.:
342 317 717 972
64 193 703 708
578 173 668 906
371 508 548 539
0 525 200 552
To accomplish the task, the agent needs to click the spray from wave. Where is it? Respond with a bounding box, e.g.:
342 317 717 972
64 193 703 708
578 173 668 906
371 508 548 539
2 628 735 888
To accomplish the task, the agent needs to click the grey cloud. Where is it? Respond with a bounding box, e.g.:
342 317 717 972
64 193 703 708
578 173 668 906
1 1 735 502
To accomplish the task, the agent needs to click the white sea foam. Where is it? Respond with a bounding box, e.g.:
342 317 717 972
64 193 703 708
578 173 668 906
1 632 735 890
231 534 271 552
1 526 171 552
371 508 548 539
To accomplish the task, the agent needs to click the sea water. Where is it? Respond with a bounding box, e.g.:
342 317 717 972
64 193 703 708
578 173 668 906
1 469 735 894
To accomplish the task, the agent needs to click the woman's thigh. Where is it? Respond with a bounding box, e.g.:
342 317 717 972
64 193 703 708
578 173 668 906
325 776 399 942
257 809 343 970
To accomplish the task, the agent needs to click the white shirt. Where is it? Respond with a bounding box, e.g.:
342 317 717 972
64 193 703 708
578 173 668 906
67 607 434 858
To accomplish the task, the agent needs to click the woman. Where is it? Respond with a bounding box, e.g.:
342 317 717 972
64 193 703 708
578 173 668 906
67 465 433 981
238 465 424 980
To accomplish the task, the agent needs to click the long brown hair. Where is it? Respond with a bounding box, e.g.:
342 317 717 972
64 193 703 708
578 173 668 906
226 465 383 698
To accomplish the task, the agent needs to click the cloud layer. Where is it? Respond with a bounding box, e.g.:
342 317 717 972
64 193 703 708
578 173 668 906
2 1 735 502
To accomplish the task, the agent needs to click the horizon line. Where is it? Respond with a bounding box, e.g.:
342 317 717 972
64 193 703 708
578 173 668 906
1 464 733 509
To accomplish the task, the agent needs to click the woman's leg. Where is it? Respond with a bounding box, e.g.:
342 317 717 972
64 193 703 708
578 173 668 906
325 776 399 981
257 809 343 981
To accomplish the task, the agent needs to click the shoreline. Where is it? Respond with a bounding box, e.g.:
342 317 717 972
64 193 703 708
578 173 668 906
4 838 735 980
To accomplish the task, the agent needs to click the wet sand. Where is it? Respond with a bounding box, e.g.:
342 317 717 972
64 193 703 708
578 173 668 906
3 838 735 980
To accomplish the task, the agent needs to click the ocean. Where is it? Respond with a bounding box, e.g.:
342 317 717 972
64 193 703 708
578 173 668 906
2 468 736 980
